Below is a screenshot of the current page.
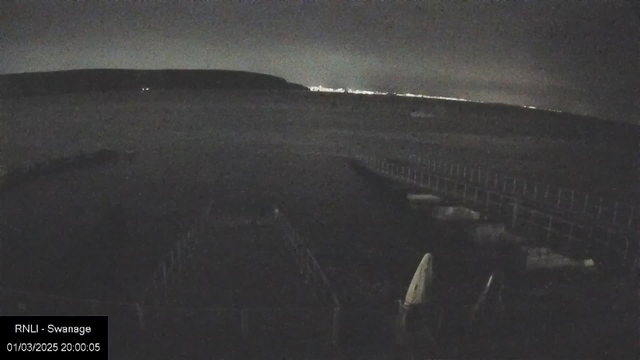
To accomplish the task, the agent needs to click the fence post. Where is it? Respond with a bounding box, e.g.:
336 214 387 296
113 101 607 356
621 237 630 268
583 194 589 213
544 185 550 202
570 191 575 211
597 198 603 218
612 202 619 225
511 202 519 229
332 305 341 346
485 190 490 211
546 215 554 245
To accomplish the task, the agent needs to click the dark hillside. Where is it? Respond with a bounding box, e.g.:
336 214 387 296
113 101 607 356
0 69 309 98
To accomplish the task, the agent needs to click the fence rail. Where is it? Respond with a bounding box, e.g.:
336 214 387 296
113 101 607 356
355 154 637 275
273 207 341 345
139 201 341 347
142 199 213 306
273 207 340 307
406 154 638 232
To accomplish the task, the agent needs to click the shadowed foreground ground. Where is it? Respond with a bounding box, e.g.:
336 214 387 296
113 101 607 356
1 141 634 358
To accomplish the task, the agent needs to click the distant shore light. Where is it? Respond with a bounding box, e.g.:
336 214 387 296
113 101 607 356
309 85 564 112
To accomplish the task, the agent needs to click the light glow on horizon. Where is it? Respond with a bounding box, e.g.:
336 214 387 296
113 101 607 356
309 85 563 113
309 85 470 102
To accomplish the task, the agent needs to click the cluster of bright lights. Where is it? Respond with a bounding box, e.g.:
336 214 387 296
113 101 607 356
309 85 469 102
309 85 386 95
141 87 150 91
396 93 469 102
522 105 561 113
309 85 563 113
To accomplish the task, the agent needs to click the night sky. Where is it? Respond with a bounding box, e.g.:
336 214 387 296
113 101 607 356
1 1 638 122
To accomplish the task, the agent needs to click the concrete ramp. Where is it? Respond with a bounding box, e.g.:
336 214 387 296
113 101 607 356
468 223 507 245
407 194 442 210
407 194 441 203
523 246 595 271
432 206 481 221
